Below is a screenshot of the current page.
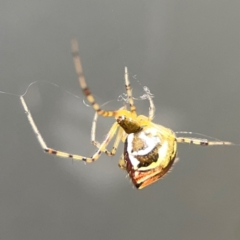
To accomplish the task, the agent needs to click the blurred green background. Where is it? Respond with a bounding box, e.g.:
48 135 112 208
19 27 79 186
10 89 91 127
0 1 240 239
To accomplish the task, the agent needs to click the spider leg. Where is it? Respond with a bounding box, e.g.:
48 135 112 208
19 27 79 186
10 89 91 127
124 67 137 116
121 132 127 143
118 154 126 170
20 96 119 162
91 111 125 156
176 137 234 146
72 39 139 126
71 39 116 118
146 92 155 121
103 127 125 156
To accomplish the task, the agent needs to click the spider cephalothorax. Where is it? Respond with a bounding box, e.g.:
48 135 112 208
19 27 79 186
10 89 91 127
19 39 234 189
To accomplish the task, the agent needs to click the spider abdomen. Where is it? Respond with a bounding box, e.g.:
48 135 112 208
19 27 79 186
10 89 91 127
124 126 177 189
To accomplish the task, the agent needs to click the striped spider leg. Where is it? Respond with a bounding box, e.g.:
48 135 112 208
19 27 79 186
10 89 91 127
176 135 233 146
20 95 119 162
91 107 127 157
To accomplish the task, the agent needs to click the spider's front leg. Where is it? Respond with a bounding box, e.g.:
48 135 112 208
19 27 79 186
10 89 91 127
20 96 119 163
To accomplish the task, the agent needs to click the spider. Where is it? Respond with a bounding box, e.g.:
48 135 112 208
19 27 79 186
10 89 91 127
20 39 234 189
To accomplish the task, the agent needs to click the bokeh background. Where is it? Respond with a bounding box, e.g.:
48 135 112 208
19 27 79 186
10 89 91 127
1 1 240 239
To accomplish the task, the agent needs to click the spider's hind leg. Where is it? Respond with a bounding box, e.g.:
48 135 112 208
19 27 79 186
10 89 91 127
176 137 234 146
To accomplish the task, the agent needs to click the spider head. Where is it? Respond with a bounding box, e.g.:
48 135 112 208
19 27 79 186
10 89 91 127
116 112 151 134
117 115 142 134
